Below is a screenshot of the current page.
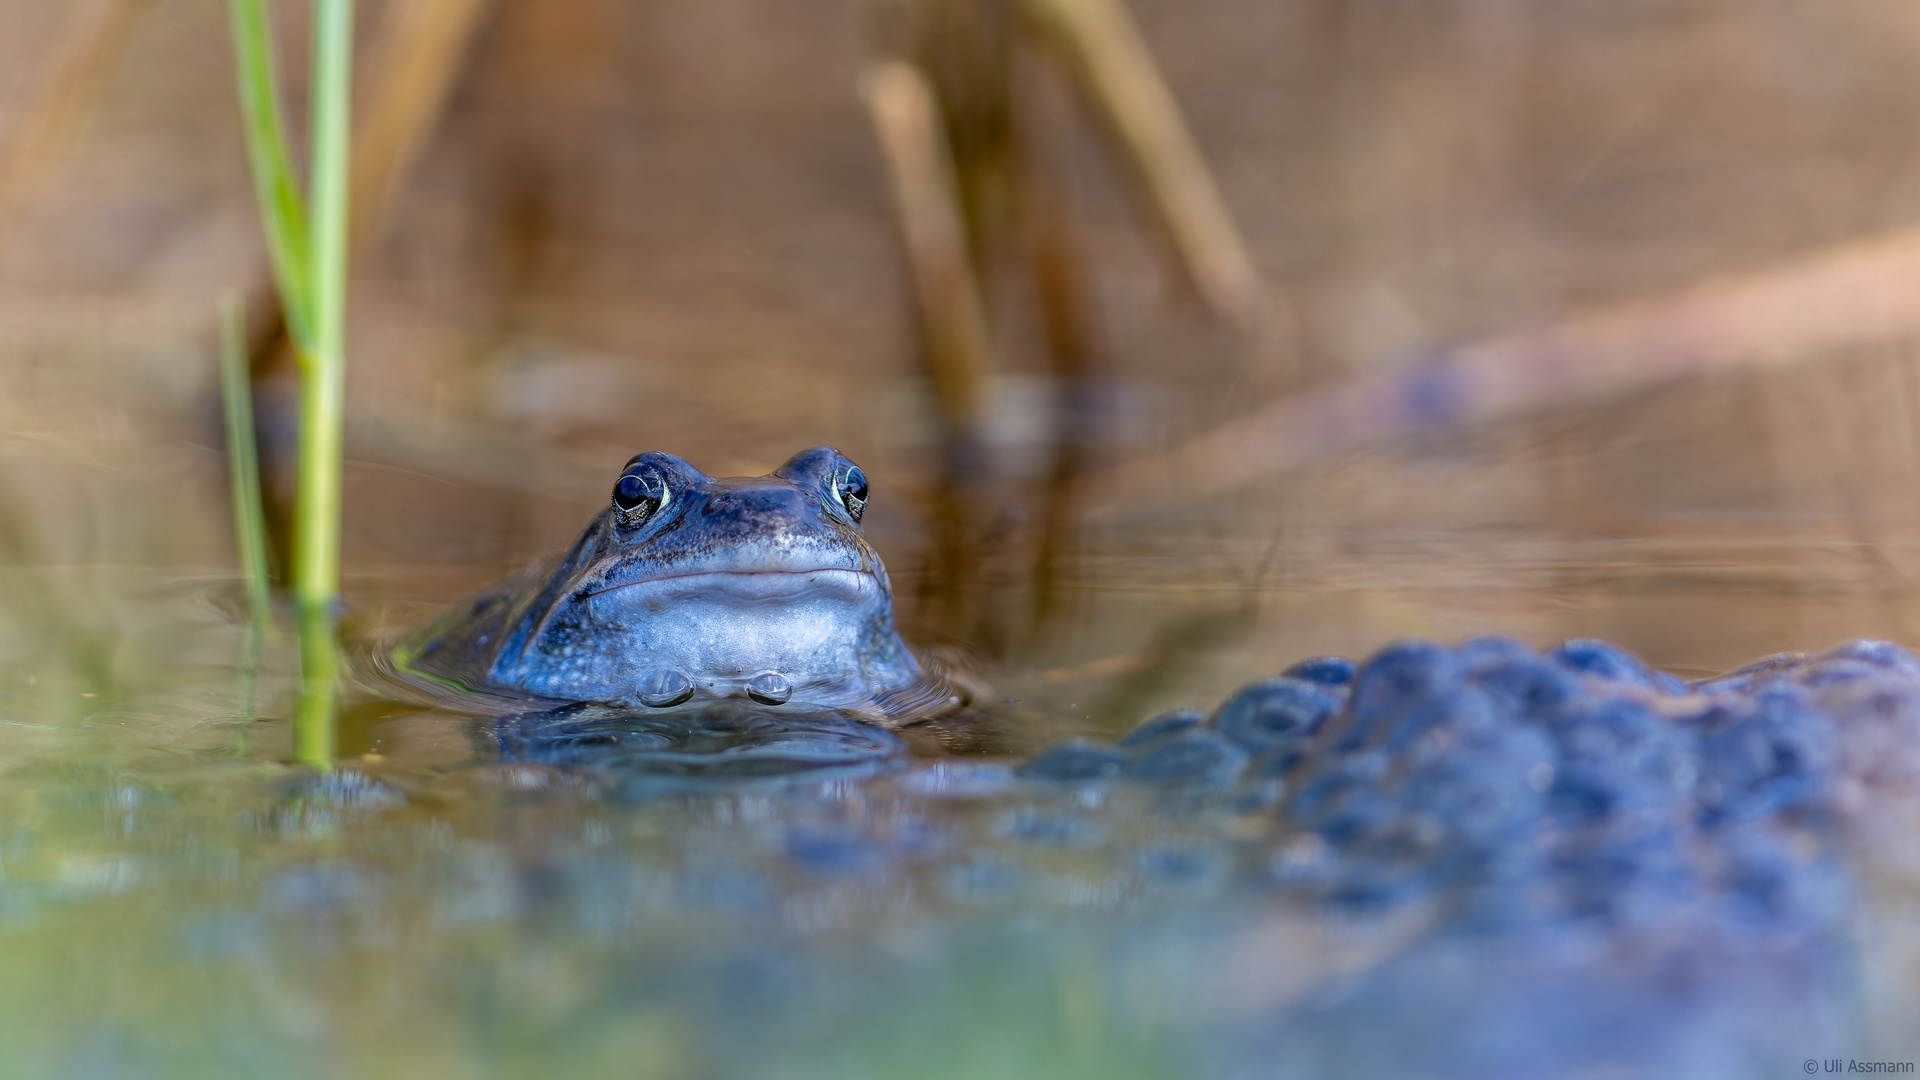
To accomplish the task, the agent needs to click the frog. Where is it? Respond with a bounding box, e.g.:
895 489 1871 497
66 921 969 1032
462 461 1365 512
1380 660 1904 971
396 446 964 726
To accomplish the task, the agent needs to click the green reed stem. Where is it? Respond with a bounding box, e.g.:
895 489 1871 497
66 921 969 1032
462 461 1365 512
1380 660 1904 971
218 293 271 715
226 0 355 767
294 602 340 766
225 0 313 353
296 0 352 622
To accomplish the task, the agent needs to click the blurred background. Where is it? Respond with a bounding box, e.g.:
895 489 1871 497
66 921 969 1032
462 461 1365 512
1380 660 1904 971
8 0 1920 728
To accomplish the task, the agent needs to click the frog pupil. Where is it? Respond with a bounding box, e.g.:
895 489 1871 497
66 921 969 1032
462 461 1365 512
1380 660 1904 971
613 473 659 523
840 467 869 518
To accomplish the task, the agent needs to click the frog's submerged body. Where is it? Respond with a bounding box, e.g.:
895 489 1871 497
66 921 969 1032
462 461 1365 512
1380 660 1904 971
399 447 959 723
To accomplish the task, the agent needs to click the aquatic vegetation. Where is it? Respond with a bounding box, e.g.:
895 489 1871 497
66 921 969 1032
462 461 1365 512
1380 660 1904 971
225 0 356 764
217 293 271 715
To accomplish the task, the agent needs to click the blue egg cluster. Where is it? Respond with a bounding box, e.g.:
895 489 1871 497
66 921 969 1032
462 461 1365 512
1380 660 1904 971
1033 636 1898 940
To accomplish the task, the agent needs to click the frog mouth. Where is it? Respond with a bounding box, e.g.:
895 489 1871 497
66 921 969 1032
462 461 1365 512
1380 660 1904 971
583 568 881 604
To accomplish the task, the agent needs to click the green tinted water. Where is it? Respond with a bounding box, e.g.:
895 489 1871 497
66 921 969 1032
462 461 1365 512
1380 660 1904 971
10 405 1920 1078
4 557 1920 1079
0 567 1237 1079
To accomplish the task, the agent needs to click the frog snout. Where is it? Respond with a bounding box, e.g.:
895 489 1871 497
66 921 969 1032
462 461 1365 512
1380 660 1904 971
699 486 818 525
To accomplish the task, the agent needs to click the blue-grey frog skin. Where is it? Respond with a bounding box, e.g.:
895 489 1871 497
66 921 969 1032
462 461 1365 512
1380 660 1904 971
397 447 962 725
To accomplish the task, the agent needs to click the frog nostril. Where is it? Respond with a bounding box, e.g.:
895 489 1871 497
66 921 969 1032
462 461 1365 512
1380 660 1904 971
636 669 694 708
747 672 793 706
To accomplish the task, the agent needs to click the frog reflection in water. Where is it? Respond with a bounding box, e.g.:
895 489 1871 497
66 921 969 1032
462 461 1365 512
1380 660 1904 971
401 447 961 725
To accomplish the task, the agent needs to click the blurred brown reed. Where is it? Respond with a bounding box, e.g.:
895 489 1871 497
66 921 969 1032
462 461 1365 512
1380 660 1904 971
350 0 497 255
0 0 154 247
1020 0 1264 336
863 0 1271 646
866 0 1267 422
1086 224 1920 513
861 59 995 436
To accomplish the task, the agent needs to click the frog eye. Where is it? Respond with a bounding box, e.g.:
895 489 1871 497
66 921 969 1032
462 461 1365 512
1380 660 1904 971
834 464 869 522
612 468 667 528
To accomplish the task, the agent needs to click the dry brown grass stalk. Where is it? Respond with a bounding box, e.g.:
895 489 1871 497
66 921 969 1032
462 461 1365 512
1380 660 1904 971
1020 0 1264 335
0 0 154 247
861 59 995 432
350 0 496 254
1085 225 1920 512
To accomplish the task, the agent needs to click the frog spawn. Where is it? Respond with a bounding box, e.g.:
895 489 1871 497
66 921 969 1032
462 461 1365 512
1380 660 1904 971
499 635 1896 938
469 635 1916 1078
1017 636 1868 936
1005 638 1900 1075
